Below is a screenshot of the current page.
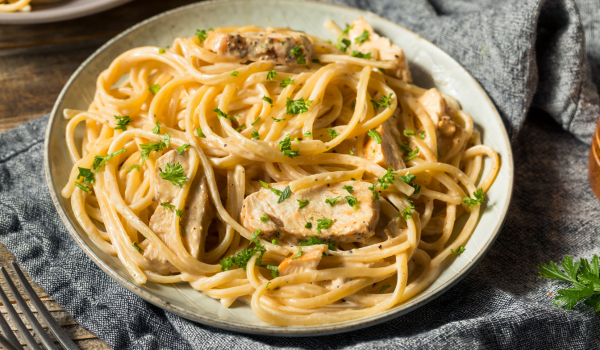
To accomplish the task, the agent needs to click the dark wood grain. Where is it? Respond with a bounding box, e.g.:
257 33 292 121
0 0 205 347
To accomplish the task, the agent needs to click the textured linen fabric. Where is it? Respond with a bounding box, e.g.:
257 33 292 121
2 0 600 349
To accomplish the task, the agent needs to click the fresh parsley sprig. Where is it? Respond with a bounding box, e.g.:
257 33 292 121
539 254 600 311
113 115 132 131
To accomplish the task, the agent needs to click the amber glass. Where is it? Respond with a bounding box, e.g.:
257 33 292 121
589 120 600 200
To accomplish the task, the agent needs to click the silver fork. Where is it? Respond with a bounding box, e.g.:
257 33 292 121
0 261 79 350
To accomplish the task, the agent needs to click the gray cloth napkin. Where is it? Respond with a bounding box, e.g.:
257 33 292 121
1 0 600 348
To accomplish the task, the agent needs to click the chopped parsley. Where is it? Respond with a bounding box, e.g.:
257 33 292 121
368 184 380 201
251 130 260 139
286 97 311 115
345 196 358 211
213 108 235 121
279 134 299 158
399 174 421 194
164 133 171 148
278 186 292 204
266 70 276 81
158 162 187 187
220 230 266 271
75 182 92 194
305 222 312 228
260 214 270 223
113 115 132 131
371 93 393 110
336 38 351 52
403 130 415 137
235 123 246 132
280 77 294 88
152 120 161 134
343 185 353 193
298 199 309 209
148 84 160 95
272 117 287 122
451 246 466 254
463 188 485 209
160 202 176 211
377 168 397 189
292 247 303 260
177 209 186 236
195 29 208 43
92 149 126 172
355 29 369 44
405 147 420 161
539 254 600 311
231 70 239 76
420 131 426 139
263 265 279 278
259 180 283 196
304 131 312 138
378 68 386 74
351 51 371 59
312 58 323 65
128 165 140 173
324 197 340 207
379 284 391 294
158 48 165 54
272 239 279 245
290 45 306 64
367 129 382 144
316 218 333 233
398 205 415 220
327 129 340 140
77 167 95 185
132 242 144 254
176 144 190 154
251 116 261 126
139 140 166 164
299 237 336 251
262 96 273 105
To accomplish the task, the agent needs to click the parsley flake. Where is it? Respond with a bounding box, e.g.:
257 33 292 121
75 182 92 194
148 84 160 95
316 218 333 233
355 29 369 44
195 29 208 43
152 120 161 134
403 130 415 137
451 246 466 254
379 284 391 294
463 188 485 209
176 144 190 154
305 222 312 228
251 130 260 139
298 199 309 209
325 197 340 207
262 96 273 105
278 186 292 204
292 247 303 260
77 167 95 185
113 115 132 131
280 77 294 88
231 70 239 76
327 129 340 140
345 196 358 211
300 237 336 251
367 129 382 144
158 162 187 187
266 70 276 81
260 214 270 223
343 185 354 193
351 51 371 59
398 205 415 220
286 97 311 115
92 149 126 172
132 242 144 254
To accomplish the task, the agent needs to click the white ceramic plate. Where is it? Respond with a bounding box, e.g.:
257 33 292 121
0 0 132 25
44 0 514 336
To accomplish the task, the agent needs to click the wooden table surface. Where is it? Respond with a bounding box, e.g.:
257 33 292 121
0 0 202 348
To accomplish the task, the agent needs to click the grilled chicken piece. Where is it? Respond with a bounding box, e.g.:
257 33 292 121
347 17 412 82
363 117 406 170
240 181 380 243
418 88 457 136
204 31 314 65
145 150 212 273
278 245 327 276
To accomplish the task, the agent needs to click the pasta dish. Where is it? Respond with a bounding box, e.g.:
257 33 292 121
61 17 499 326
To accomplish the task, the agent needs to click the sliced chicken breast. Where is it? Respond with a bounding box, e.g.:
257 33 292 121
363 116 406 171
241 181 380 244
418 88 457 137
347 17 412 82
145 150 212 273
204 31 314 65
278 245 326 276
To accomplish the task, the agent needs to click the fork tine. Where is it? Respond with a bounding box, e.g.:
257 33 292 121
0 273 38 350
0 332 20 350
10 262 79 350
0 300 22 349
0 267 54 350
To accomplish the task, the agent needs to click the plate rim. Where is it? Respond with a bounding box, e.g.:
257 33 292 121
43 0 515 337
0 0 133 25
